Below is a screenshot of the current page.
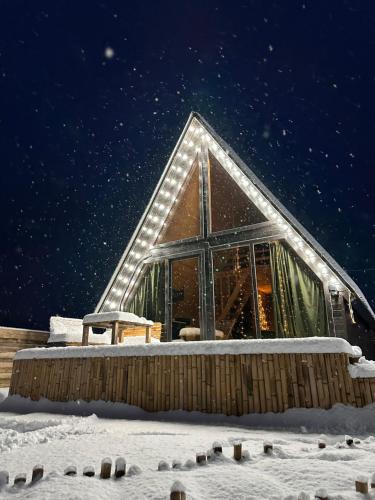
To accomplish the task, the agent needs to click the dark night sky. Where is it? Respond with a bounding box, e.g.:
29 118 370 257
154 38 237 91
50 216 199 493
0 0 374 331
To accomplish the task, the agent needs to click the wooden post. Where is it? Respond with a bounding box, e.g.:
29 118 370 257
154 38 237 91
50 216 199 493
83 466 95 477
14 474 26 486
371 473 375 489
31 465 44 483
196 452 206 465
64 466 77 476
170 481 186 500
263 441 273 454
233 442 242 461
158 461 170 471
115 458 126 478
213 442 222 454
314 488 328 500
297 493 310 500
118 328 124 344
0 471 9 487
100 458 112 479
345 435 353 446
355 477 368 494
111 322 119 345
82 325 89 346
145 326 151 344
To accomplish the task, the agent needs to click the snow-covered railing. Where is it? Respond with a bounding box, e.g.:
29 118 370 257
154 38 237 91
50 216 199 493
14 337 358 360
9 336 375 415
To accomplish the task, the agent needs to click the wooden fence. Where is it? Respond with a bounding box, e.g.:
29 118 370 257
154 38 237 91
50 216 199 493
9 351 375 414
0 327 49 388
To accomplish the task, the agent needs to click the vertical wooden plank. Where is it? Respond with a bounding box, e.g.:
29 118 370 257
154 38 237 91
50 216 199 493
317 353 329 408
191 355 198 411
288 354 300 408
220 355 227 415
312 354 325 408
178 355 184 410
206 354 212 414
235 355 243 415
279 354 289 411
201 355 207 413
322 354 335 407
256 355 266 413
187 356 193 411
364 379 373 405
215 355 221 414
111 321 119 345
229 355 237 415
328 354 342 404
262 354 272 412
251 355 260 413
267 354 278 412
341 354 356 405
306 354 319 408
294 354 306 408
224 355 231 415
334 354 347 404
183 355 188 411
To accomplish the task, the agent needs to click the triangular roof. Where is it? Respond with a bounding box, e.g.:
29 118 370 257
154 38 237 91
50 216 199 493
96 112 375 325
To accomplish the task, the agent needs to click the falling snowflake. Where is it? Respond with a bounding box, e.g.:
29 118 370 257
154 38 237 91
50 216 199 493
104 47 114 59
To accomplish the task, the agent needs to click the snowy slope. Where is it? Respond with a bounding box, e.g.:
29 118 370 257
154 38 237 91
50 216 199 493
0 390 375 499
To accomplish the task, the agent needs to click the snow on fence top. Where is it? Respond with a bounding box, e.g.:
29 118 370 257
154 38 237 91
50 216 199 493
15 337 360 361
348 356 375 378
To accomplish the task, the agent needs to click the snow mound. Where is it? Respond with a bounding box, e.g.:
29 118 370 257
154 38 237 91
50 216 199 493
0 414 101 452
348 356 375 378
49 316 111 344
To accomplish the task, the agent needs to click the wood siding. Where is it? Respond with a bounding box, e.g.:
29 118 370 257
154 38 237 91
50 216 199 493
0 327 49 388
9 351 375 414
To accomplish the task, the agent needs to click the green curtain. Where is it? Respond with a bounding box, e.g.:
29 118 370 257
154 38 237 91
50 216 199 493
127 262 165 322
270 241 328 337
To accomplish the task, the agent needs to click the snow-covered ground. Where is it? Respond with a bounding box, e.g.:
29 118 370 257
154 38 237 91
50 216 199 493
0 389 375 499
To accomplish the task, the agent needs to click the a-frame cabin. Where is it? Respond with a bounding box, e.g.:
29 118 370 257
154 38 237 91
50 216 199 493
96 112 375 358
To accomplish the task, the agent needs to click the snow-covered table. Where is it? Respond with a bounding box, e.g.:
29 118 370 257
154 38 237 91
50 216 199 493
82 312 154 346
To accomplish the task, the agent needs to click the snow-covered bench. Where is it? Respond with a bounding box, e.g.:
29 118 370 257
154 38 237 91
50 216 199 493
48 316 111 346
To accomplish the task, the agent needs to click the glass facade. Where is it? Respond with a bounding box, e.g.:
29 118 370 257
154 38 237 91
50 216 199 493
213 246 256 339
171 257 200 339
124 148 329 343
209 153 267 232
157 159 201 244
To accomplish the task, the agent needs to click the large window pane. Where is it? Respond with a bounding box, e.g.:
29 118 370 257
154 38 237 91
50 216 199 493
269 240 328 337
213 246 256 339
209 153 267 232
127 261 166 339
157 160 201 244
171 257 200 339
254 243 275 338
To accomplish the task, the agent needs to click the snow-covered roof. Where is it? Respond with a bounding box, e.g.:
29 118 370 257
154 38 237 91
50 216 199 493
15 337 359 360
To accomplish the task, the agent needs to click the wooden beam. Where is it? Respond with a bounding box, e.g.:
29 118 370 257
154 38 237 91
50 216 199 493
111 321 119 345
145 326 151 344
82 325 89 346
